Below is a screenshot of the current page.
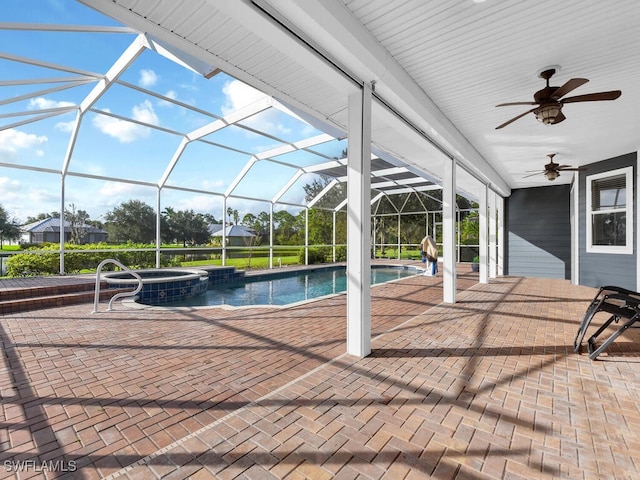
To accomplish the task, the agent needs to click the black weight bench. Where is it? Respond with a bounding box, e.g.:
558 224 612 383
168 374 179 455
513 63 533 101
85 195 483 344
574 285 640 360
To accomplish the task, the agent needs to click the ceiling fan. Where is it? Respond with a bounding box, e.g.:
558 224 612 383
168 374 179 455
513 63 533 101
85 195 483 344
524 154 587 181
496 68 621 129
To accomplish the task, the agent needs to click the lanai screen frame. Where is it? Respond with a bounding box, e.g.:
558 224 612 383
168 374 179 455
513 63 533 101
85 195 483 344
0 16 477 274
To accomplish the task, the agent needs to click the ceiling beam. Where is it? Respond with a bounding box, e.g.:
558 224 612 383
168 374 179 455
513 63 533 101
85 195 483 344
262 0 510 197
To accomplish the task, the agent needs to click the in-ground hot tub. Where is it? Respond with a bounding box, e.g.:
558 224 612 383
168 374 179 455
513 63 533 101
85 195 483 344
103 268 209 305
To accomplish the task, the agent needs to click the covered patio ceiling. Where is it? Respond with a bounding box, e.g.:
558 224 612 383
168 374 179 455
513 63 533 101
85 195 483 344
80 0 640 202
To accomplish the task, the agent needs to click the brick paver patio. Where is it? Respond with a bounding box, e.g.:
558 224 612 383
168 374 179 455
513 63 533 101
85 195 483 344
1 264 640 479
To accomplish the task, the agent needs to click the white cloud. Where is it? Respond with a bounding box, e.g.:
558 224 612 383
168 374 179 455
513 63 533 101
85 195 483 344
91 100 159 143
55 120 76 133
221 79 296 138
94 182 156 213
0 176 21 195
201 179 225 190
99 181 144 197
28 97 74 110
221 80 267 115
0 129 47 161
139 69 158 88
132 100 159 124
28 187 59 204
171 195 223 214
157 90 178 108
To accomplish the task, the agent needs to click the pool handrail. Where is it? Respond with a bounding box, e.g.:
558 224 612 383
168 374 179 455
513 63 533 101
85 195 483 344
93 259 142 313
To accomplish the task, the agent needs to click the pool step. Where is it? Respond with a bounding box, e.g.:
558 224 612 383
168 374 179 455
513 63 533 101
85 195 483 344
0 281 127 314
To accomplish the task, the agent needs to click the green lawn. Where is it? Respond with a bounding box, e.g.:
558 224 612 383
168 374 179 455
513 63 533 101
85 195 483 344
180 255 300 270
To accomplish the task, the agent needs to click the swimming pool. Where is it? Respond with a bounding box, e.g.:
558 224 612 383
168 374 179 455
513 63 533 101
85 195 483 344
165 265 419 307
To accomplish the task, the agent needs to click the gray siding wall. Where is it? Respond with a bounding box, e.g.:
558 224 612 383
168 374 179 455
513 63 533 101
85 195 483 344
578 152 637 290
506 185 571 279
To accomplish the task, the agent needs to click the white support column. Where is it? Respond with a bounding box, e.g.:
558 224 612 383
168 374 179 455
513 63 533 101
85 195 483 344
497 195 504 276
442 158 457 303
59 175 65 274
636 156 640 290
222 197 227 266
332 211 337 262
457 209 461 262
156 188 162 268
489 190 497 279
269 203 274 269
397 214 401 260
304 208 309 265
346 83 372 357
371 216 376 258
571 172 579 284
479 183 488 284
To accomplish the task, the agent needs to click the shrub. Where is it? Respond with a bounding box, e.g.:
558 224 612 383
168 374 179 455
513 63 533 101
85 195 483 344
5 242 177 277
298 247 325 264
296 246 346 264
6 252 59 277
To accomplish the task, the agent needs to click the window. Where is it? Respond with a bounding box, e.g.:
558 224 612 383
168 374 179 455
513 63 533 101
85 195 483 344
586 166 633 254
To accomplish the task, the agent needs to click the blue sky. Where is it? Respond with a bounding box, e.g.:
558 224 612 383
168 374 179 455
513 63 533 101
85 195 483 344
0 0 345 224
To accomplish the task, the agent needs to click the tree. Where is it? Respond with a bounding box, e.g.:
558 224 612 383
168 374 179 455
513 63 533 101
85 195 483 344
26 211 60 223
162 209 210 247
302 175 346 246
104 200 156 243
273 210 301 245
242 213 256 228
65 203 90 244
459 210 479 245
226 207 239 225
202 213 219 225
256 211 270 233
161 207 176 243
0 206 21 248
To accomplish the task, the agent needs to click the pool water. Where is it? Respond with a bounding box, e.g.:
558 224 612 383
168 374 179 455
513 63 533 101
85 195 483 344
167 266 418 307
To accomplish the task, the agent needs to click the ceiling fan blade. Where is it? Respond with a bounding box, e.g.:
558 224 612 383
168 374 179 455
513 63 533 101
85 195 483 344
522 171 543 178
496 101 537 107
495 107 537 129
562 90 622 103
550 78 588 99
558 166 588 171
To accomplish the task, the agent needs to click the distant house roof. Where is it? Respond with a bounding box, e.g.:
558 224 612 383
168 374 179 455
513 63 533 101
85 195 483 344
21 217 107 234
209 224 256 237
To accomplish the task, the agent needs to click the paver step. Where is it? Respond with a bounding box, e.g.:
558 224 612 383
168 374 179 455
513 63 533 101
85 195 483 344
0 281 97 302
0 285 133 314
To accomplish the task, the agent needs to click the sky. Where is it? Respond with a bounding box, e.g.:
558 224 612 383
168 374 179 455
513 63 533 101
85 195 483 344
0 0 347 225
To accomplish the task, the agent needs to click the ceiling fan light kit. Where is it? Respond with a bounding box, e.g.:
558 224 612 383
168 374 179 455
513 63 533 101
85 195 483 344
545 169 560 181
524 153 588 181
535 103 562 125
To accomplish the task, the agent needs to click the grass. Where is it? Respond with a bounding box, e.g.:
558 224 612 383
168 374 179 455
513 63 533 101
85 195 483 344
374 247 423 260
180 255 300 270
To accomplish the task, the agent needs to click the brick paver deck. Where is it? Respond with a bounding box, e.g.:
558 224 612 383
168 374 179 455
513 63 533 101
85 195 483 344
1 264 640 479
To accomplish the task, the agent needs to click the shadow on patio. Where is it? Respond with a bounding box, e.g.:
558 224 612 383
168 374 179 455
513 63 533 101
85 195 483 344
1 269 640 479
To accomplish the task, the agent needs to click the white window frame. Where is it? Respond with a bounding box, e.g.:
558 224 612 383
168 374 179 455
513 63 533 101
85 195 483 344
586 166 633 254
